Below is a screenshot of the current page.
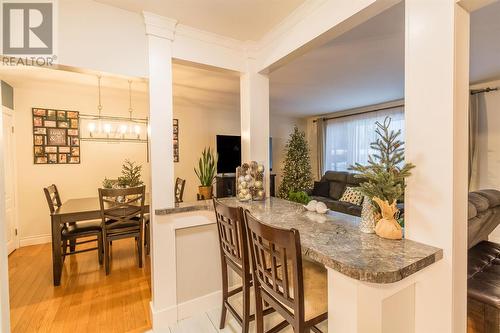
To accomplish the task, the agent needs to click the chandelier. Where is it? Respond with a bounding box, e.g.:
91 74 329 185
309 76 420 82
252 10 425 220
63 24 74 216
80 76 148 143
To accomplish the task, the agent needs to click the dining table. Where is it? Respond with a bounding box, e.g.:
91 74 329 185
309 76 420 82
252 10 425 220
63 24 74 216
50 195 150 286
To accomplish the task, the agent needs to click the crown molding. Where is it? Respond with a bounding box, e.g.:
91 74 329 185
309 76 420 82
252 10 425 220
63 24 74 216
143 11 178 40
175 24 246 52
256 0 328 52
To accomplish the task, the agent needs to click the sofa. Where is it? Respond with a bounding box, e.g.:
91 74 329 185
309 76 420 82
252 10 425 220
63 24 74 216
309 171 404 217
467 189 500 333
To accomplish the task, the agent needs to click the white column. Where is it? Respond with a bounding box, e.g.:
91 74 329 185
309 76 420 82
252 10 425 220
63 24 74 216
144 12 178 330
240 60 270 194
405 1 469 333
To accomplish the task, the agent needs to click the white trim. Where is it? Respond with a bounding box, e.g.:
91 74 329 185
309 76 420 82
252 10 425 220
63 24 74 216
19 234 52 247
143 11 178 40
175 24 245 52
316 99 405 120
177 290 221 321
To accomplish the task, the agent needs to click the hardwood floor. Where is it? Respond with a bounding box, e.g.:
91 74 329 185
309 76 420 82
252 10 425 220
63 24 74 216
8 238 151 333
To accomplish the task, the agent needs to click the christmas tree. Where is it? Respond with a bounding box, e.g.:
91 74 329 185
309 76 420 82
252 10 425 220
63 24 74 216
118 159 144 188
349 117 415 210
278 126 313 199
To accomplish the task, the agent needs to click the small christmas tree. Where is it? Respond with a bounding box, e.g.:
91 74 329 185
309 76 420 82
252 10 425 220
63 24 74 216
278 126 313 199
349 117 415 211
118 159 144 188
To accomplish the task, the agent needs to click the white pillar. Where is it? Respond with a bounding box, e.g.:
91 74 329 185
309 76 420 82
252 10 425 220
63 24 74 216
405 1 469 332
144 12 178 330
240 60 270 194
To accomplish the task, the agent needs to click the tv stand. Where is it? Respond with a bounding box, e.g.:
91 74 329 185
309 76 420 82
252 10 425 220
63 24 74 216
215 173 276 198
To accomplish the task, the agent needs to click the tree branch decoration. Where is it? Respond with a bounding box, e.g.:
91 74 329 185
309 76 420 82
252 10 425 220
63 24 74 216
349 117 415 212
118 159 144 188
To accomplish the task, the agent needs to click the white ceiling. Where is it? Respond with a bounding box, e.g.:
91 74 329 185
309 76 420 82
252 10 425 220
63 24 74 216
270 2 405 117
269 1 500 117
0 65 149 92
470 0 500 83
0 62 240 109
94 0 305 41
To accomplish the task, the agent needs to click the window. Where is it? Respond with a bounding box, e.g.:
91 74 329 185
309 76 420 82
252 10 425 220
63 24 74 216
324 107 404 172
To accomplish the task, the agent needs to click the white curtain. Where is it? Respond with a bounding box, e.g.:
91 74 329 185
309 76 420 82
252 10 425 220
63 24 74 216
324 107 405 172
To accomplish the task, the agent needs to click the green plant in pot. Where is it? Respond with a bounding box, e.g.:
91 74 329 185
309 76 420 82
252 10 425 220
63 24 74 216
194 147 217 200
349 117 415 238
102 160 143 189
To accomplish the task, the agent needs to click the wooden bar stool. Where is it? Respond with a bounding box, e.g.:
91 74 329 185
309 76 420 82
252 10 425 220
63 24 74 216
213 198 253 332
244 209 328 333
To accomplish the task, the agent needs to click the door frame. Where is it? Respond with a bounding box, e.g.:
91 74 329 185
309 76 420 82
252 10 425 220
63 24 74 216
2 106 19 253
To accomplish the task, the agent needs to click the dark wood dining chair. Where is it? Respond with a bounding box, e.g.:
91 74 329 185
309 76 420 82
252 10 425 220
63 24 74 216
175 177 186 204
213 199 255 333
98 185 146 275
44 184 103 264
244 210 328 333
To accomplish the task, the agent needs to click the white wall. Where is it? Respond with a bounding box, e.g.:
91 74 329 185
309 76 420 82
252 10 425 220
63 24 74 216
470 79 500 241
11 79 150 244
173 97 240 202
58 0 148 78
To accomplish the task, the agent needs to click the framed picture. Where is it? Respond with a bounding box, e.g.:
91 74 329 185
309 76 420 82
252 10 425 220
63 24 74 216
48 154 57 164
33 108 46 116
47 128 67 146
173 119 179 163
47 110 56 120
34 128 46 135
32 108 81 164
33 117 43 127
44 120 56 127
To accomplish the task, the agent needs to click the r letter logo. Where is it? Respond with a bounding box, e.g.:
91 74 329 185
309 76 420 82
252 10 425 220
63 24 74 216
2 2 53 55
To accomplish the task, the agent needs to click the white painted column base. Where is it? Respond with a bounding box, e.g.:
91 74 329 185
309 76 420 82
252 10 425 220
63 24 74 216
327 263 443 333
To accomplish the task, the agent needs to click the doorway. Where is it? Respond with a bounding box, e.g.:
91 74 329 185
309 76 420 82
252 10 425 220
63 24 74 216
2 107 18 254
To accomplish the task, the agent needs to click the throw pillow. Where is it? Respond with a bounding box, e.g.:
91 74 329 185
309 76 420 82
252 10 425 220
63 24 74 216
339 187 363 205
312 181 330 197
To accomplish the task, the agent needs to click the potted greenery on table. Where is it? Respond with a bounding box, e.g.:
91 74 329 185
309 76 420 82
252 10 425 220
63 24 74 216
349 117 415 239
103 159 144 189
194 147 217 200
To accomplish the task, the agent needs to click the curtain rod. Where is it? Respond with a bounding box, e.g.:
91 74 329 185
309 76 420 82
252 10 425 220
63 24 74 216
313 102 404 123
471 87 499 95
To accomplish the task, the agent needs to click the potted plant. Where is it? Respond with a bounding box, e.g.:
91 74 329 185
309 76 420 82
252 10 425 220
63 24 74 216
103 160 144 189
194 147 217 200
349 117 415 238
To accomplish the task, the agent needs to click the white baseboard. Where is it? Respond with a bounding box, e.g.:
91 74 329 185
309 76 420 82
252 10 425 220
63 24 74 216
19 234 51 247
150 290 222 330
177 290 221 321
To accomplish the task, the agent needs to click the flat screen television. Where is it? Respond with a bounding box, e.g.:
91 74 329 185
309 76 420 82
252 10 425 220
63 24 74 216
216 135 273 174
216 135 241 174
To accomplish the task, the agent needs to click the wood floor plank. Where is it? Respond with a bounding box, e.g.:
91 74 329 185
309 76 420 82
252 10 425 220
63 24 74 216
8 238 152 333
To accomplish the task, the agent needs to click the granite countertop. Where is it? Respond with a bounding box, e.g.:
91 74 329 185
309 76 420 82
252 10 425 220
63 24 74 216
156 197 443 284
155 200 213 215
